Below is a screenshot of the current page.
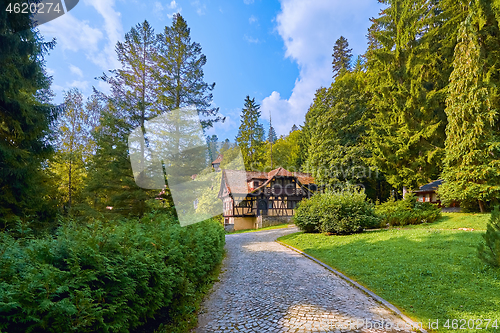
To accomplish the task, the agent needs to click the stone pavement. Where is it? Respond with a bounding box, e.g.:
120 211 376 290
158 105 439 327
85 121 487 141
195 227 417 333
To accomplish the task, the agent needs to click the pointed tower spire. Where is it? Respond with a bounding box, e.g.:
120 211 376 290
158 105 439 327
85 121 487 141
269 110 273 169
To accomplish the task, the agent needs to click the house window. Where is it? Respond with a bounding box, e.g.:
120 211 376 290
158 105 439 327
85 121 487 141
268 200 273 209
253 181 260 188
287 201 297 209
238 200 249 208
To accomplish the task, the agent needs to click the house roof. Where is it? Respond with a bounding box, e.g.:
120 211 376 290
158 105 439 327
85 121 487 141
212 154 223 165
219 167 315 197
415 179 443 193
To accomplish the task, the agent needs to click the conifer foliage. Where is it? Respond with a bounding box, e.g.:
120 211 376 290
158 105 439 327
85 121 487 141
0 1 57 223
438 2 500 212
332 36 353 78
85 15 220 217
236 96 266 170
365 0 461 194
478 205 500 267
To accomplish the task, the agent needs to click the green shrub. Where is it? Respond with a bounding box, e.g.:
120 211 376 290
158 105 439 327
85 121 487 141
376 194 442 226
293 197 322 233
294 189 380 235
0 212 225 332
478 206 500 267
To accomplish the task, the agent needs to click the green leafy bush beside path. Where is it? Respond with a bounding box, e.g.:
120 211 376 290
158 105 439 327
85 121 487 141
0 214 225 332
294 190 380 235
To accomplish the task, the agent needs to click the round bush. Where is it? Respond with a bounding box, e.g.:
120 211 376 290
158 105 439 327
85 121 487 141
294 190 380 235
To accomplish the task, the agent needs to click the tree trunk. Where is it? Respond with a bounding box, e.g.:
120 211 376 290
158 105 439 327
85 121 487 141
479 199 485 213
68 159 72 209
402 186 408 199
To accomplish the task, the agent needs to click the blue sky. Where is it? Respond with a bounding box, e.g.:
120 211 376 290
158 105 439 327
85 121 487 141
39 0 383 142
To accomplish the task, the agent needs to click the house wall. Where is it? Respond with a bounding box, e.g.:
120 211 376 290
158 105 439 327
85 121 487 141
257 216 293 228
228 216 257 230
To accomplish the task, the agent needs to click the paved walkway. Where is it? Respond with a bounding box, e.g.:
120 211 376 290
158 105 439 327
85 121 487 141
195 227 415 333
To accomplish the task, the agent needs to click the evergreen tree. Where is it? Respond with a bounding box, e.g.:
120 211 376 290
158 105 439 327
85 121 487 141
0 2 58 224
88 21 160 217
438 3 500 212
89 16 220 217
86 105 154 216
290 124 298 133
156 13 221 128
101 20 159 131
207 134 219 164
304 69 388 201
366 0 467 196
332 36 353 78
478 205 500 267
236 96 266 170
268 124 277 143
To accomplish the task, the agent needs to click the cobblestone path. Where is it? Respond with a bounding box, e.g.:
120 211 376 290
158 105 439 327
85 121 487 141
195 227 417 333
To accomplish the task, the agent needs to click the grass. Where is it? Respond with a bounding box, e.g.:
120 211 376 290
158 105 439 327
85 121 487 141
278 213 500 332
226 223 292 234
407 212 490 230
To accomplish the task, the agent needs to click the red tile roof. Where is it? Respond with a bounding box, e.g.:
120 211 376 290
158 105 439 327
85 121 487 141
219 167 315 196
212 154 223 165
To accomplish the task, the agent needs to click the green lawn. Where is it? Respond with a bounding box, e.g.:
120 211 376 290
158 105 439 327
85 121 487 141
407 212 490 230
278 214 500 332
226 223 292 234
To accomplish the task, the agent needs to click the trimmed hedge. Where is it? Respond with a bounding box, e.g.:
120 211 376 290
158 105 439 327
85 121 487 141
375 194 442 226
294 190 380 235
0 213 225 332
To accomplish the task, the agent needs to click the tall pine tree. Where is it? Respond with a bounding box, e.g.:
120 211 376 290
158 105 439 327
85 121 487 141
438 2 500 212
156 13 221 127
366 0 467 196
0 2 58 224
332 36 353 78
236 96 266 170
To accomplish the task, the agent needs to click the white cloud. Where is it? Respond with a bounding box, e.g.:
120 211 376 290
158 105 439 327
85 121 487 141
69 64 84 77
68 80 89 91
38 13 103 53
243 0 254 4
205 112 239 140
155 0 180 19
155 1 164 11
97 80 111 95
249 15 257 24
192 0 206 16
46 67 55 75
38 0 123 71
261 0 381 136
83 0 123 70
244 35 260 44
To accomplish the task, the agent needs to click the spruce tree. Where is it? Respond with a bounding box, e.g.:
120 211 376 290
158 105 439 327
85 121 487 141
0 1 57 224
366 0 467 195
438 3 500 212
290 124 298 133
478 205 500 267
236 96 266 170
332 36 353 78
88 16 219 216
268 125 277 143
156 13 221 128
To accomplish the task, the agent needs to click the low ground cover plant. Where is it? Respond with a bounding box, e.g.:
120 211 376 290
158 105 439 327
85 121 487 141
294 189 380 235
0 212 225 333
376 194 441 226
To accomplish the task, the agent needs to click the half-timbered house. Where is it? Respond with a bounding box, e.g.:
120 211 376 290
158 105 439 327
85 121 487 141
218 167 316 230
